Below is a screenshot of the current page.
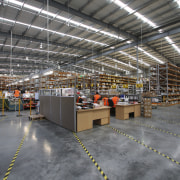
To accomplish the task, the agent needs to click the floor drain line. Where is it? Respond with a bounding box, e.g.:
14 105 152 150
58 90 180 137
3 121 32 180
135 122 180 138
107 125 180 166
73 132 109 180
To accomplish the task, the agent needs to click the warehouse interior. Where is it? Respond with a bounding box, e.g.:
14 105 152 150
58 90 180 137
0 0 180 179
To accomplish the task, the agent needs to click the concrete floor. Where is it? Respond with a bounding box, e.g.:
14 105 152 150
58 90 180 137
0 105 180 180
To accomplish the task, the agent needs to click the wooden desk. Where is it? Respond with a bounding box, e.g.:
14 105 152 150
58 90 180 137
116 104 141 120
77 106 110 132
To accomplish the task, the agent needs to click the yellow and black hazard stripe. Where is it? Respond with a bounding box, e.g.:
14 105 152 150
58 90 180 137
158 119 180 125
0 116 7 122
73 132 109 180
135 122 180 138
3 121 32 180
107 125 180 166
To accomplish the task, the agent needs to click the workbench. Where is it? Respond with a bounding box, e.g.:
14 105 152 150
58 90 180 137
77 106 110 132
116 104 141 120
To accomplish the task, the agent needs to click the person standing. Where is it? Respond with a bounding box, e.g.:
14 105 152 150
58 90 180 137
112 95 120 108
102 97 109 106
14 88 20 98
93 92 101 103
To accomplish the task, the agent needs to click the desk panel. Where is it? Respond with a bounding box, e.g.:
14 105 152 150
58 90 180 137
77 107 110 132
116 104 141 120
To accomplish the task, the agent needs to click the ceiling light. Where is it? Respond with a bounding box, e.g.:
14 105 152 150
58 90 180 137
108 57 137 69
0 43 79 57
137 47 164 64
5 0 124 40
175 0 180 7
118 51 150 66
165 36 180 54
165 36 173 44
24 78 29 81
158 29 164 33
112 0 157 28
0 17 108 47
127 41 132 44
43 70 53 76
32 75 39 79
91 59 128 72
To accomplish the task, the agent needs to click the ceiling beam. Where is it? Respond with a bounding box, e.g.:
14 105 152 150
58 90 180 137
0 31 92 53
0 51 72 63
63 26 180 68
35 0 174 64
36 0 136 41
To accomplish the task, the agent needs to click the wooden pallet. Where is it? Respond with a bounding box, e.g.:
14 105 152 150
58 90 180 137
29 114 45 120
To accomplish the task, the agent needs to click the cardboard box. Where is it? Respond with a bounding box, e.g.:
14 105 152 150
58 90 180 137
144 98 151 102
144 102 151 105
144 105 152 110
144 112 152 117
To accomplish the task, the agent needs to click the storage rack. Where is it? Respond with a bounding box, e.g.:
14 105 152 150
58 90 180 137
150 63 180 105
7 72 137 95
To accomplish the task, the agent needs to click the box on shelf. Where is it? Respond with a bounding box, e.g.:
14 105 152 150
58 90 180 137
144 105 152 110
144 113 152 118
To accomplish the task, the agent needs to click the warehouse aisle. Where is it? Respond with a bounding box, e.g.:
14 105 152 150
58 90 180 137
0 105 180 180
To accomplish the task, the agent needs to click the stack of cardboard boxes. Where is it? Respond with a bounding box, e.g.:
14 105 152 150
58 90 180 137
144 98 152 118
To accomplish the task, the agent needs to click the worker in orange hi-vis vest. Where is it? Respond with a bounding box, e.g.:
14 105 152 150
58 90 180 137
112 95 120 108
14 89 20 98
93 92 101 103
102 97 109 106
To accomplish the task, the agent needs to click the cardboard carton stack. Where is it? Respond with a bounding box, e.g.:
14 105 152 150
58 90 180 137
143 98 152 118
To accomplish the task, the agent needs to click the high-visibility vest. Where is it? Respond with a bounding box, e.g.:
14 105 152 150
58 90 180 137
77 96 80 103
14 90 20 97
94 94 101 103
112 96 119 108
102 97 109 106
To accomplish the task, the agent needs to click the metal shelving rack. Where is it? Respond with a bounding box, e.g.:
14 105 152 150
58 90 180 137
150 63 180 105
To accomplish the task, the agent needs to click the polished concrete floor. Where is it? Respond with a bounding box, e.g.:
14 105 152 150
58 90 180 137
0 105 180 180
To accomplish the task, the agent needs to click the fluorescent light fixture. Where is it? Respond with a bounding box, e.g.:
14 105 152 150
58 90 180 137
73 65 103 73
0 16 109 46
32 75 39 79
137 47 164 64
5 0 124 40
175 0 180 7
0 43 79 57
118 51 150 66
43 70 53 76
158 29 164 33
165 36 180 54
24 78 29 81
91 59 129 72
165 36 173 44
127 41 132 44
106 56 137 69
19 80 23 82
112 0 157 28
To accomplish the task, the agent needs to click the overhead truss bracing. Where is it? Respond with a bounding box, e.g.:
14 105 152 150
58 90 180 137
0 0 179 75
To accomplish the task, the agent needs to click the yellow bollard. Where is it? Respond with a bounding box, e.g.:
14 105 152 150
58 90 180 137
1 96 6 116
30 99 32 116
16 98 22 117
2 97 4 116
